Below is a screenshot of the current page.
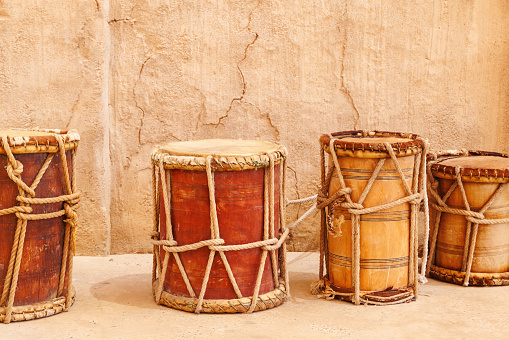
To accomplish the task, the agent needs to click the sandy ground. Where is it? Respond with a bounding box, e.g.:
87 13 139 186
3 252 509 339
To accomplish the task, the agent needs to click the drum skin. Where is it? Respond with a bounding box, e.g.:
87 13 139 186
0 152 71 306
159 166 280 300
431 178 509 274
328 155 414 292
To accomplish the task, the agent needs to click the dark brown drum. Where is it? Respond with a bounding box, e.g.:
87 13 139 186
150 139 289 313
0 129 79 323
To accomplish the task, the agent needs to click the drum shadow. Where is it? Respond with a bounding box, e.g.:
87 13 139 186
90 274 161 309
288 271 320 302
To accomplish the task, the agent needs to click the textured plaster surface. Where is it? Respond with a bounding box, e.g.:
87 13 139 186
1 1 509 254
0 0 109 255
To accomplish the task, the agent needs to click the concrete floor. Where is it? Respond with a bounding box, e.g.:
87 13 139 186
3 252 509 339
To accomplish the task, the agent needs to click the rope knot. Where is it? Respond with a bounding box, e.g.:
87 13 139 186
342 202 364 211
14 208 32 220
465 215 485 224
410 197 422 205
8 160 24 177
317 187 353 237
64 203 78 228
316 187 352 210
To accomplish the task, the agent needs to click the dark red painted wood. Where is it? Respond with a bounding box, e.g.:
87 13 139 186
159 166 280 300
0 151 71 306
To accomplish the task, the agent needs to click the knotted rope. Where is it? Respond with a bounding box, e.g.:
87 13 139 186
0 133 79 323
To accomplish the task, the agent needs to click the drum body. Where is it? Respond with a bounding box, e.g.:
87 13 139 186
151 139 288 313
319 131 425 305
328 156 413 291
428 152 509 286
0 129 79 323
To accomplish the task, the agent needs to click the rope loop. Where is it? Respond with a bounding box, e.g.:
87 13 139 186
150 238 178 246
162 238 225 253
316 187 352 210
8 160 24 177
341 202 364 210
63 203 78 228
5 162 35 197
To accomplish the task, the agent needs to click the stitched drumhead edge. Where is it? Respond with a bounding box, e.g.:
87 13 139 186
321 130 424 158
0 129 80 154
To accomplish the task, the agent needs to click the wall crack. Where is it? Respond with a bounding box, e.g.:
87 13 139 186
133 56 152 145
265 112 281 141
338 5 361 130
214 0 260 127
108 18 136 24
287 165 301 215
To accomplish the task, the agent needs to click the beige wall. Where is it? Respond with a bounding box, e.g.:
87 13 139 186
1 1 508 254
0 0 110 254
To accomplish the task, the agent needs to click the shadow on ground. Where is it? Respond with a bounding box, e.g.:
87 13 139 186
287 271 322 303
90 274 162 310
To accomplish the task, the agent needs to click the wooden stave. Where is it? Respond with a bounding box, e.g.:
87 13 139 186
0 151 73 307
157 165 281 302
327 155 416 294
430 178 509 278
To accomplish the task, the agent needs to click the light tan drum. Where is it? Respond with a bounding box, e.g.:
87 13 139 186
150 139 289 313
314 131 427 305
426 150 509 286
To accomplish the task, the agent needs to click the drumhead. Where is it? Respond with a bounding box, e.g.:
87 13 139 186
0 129 80 154
159 139 281 157
153 139 286 171
321 131 423 158
431 153 509 183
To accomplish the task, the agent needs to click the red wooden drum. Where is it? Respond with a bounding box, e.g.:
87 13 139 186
427 151 509 286
150 139 289 313
316 131 426 305
0 129 80 323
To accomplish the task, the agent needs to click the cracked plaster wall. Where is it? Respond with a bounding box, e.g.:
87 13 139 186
0 0 109 255
1 1 509 254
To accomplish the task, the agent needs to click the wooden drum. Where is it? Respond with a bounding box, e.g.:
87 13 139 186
317 131 426 305
0 129 80 323
150 139 289 313
427 151 509 286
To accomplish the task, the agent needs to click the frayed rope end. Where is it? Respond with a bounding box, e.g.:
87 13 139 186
310 279 325 295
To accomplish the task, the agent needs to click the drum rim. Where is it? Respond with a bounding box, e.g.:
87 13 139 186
153 280 287 313
430 150 509 183
0 288 75 322
151 139 287 171
0 128 80 154
320 130 424 158
429 264 509 286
